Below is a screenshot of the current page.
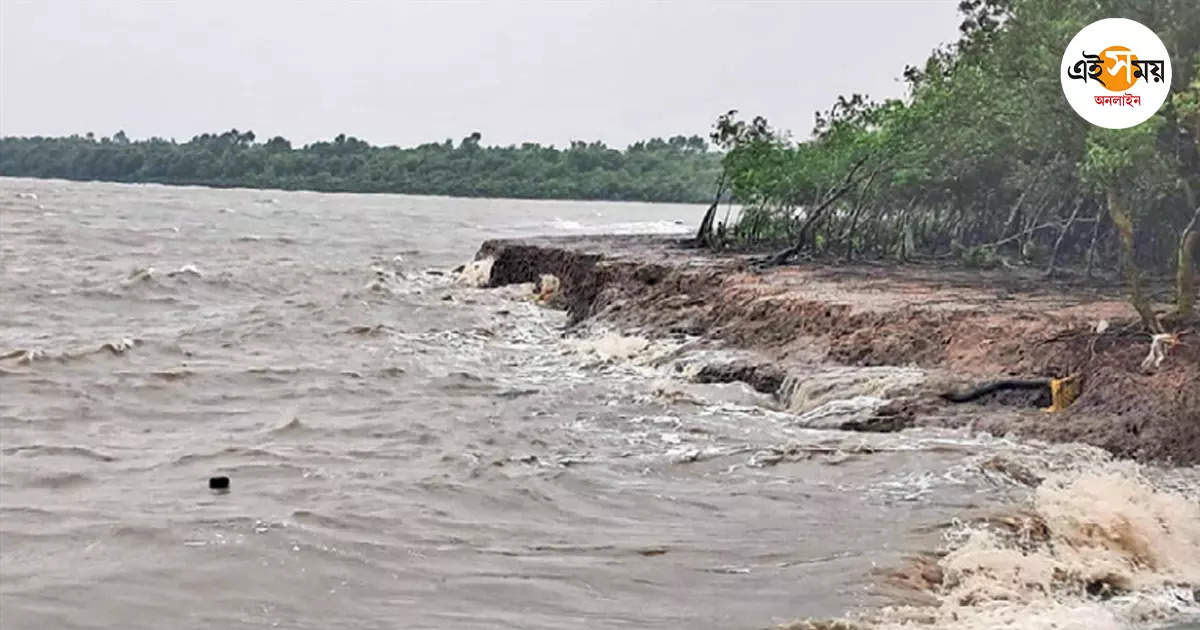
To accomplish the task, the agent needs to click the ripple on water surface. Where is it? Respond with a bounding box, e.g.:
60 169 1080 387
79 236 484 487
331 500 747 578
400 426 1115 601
1 179 1196 630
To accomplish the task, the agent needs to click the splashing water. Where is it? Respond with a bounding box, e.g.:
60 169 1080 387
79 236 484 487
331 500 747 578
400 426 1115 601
3 179 1197 630
568 332 652 361
455 257 494 287
794 460 1200 630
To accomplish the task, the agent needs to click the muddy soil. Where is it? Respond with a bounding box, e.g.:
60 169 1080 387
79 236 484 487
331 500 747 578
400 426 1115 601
477 235 1200 465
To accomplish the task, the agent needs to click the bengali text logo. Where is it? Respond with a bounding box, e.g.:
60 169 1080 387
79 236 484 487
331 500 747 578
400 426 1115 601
1060 18 1171 128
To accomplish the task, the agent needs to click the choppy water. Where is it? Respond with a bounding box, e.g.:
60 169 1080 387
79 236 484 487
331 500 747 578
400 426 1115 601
2 178 1198 630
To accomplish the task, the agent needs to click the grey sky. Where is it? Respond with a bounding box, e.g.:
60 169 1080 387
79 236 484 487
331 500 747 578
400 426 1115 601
1 1 961 149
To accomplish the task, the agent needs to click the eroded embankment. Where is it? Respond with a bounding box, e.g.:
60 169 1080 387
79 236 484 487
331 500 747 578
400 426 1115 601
476 235 1200 465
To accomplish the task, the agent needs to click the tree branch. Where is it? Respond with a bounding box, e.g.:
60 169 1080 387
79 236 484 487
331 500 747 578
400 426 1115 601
766 153 873 266
1044 197 1084 277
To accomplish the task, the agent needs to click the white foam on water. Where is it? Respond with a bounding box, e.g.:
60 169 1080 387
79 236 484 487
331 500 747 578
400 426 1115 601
549 218 586 230
534 273 560 300
858 462 1200 630
166 264 202 278
455 257 494 288
546 217 691 234
2 337 141 364
568 333 652 361
100 338 138 354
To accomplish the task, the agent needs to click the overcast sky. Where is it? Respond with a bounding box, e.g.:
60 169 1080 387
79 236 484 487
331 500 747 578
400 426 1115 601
1 1 961 149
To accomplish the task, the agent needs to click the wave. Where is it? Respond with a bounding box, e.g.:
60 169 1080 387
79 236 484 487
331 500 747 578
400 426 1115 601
165 264 202 278
100 338 138 354
1 338 141 364
23 472 93 489
122 263 203 281
147 368 193 382
341 323 394 336
121 266 157 285
170 446 290 466
2 444 116 462
547 217 690 234
114 265 201 292
266 416 310 436
787 459 1200 630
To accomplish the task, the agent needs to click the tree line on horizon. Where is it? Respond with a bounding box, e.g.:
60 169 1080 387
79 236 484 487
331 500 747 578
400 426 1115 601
701 0 1199 325
0 130 720 203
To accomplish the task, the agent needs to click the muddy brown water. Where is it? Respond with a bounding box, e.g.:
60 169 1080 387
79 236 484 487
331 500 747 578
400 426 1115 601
2 178 1197 630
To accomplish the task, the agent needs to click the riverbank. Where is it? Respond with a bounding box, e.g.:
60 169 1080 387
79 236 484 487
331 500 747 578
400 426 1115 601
475 234 1200 465
0 134 721 204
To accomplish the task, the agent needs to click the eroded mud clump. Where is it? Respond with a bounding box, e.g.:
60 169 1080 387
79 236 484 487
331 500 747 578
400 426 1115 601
693 360 787 394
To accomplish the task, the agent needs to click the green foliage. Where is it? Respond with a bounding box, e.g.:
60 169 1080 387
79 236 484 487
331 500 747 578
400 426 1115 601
714 0 1200 283
0 131 721 203
1174 59 1200 145
961 245 1001 269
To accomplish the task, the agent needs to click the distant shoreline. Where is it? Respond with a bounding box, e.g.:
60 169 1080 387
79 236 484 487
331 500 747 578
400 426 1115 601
0 175 716 207
0 132 722 204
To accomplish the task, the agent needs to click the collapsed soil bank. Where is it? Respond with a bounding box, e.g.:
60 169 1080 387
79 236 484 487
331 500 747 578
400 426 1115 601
476 235 1200 465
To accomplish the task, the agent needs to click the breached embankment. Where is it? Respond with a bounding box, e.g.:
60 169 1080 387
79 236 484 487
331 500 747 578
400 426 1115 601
476 234 1200 465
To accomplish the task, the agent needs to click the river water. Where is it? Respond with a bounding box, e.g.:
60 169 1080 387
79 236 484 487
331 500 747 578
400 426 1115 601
2 177 1198 630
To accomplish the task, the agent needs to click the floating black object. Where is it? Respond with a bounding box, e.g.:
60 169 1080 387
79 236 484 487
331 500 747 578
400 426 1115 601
209 476 230 490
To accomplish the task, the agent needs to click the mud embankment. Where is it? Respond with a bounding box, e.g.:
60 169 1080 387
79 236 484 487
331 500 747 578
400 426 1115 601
476 235 1200 465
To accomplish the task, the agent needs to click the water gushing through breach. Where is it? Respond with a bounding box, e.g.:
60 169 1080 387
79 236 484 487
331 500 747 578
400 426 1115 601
778 366 926 428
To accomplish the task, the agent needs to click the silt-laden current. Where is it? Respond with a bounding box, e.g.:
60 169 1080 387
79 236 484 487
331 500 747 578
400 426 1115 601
2 178 1198 630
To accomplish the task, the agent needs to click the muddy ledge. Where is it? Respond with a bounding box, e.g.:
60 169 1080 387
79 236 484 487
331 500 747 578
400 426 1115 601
476 235 1200 465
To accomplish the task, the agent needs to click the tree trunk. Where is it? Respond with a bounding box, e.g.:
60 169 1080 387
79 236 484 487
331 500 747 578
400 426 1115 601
694 173 727 247
842 199 864 262
1018 193 1053 260
1176 202 1200 315
1001 183 1034 243
1084 201 1105 279
840 172 880 262
767 154 871 266
1178 223 1199 315
1044 197 1083 277
1107 189 1162 332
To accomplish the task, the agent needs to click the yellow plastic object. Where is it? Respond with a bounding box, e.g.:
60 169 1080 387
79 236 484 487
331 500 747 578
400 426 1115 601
1042 375 1082 413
